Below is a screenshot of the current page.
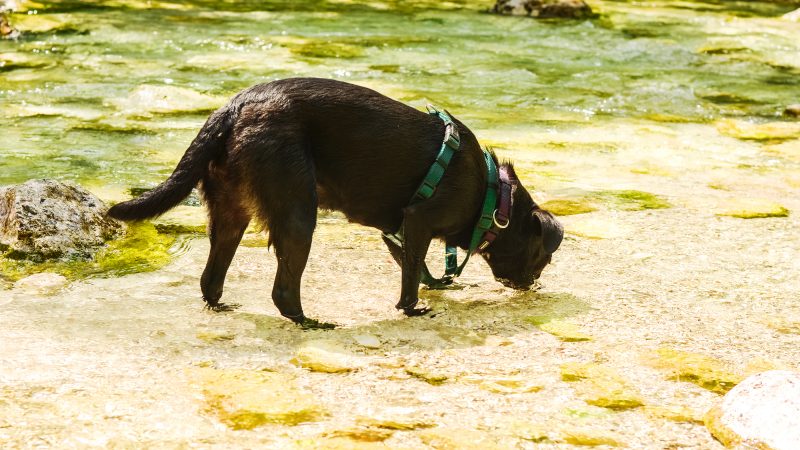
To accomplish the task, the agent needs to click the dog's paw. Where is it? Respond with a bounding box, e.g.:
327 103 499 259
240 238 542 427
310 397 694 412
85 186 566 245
402 306 432 317
298 317 337 330
204 302 241 312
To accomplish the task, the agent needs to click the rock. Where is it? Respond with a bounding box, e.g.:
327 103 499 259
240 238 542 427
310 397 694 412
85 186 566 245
715 198 789 219
356 409 436 431
784 104 800 118
110 84 224 117
190 367 327 430
418 427 505 450
645 405 703 424
705 370 800 450
292 340 361 373
13 272 68 295
502 420 550 442
715 119 800 141
353 333 382 349
539 198 597 216
558 426 626 447
561 363 644 410
0 180 124 260
782 8 800 22
460 374 543 394
526 316 592 342
492 0 593 19
648 348 743 394
405 365 449 385
324 427 394 442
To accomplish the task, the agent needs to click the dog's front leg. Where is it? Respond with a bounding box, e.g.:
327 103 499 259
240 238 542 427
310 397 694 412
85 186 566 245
397 206 433 316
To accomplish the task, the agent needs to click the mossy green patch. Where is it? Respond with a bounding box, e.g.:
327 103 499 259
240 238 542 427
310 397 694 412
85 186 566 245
560 362 644 410
716 199 789 219
526 316 592 342
716 119 800 142
540 199 597 216
0 222 175 282
647 348 743 394
289 42 364 59
192 367 327 430
591 190 671 211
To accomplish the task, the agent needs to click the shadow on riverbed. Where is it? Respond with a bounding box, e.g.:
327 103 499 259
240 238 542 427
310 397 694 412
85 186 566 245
234 290 590 353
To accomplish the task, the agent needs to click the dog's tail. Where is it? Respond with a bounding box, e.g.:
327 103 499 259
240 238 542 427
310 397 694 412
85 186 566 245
107 105 235 221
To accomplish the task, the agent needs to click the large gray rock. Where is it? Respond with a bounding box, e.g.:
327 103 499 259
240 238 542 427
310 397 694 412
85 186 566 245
0 180 124 260
492 0 594 19
705 370 800 449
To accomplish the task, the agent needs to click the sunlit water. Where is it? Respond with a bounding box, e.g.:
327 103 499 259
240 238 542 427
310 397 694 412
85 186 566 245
1 0 800 448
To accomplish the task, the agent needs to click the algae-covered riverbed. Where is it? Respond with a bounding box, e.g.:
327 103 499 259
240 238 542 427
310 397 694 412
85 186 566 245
2 0 800 448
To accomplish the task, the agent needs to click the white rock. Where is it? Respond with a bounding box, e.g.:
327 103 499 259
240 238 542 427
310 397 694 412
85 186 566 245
353 333 381 349
14 272 68 295
705 370 800 450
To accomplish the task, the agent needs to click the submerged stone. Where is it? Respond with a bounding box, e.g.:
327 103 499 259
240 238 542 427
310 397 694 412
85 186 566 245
492 0 593 19
325 426 394 442
644 405 703 424
152 205 207 234
0 180 123 260
502 420 550 442
715 199 789 219
539 198 597 216
289 41 364 59
784 105 800 118
418 427 505 450
526 317 592 342
196 332 235 343
558 426 626 447
591 190 671 211
292 340 361 373
110 84 224 116
405 365 449 385
560 363 644 410
716 119 800 141
704 370 800 450
648 348 743 394
12 272 68 295
460 374 543 394
356 410 435 431
191 367 326 430
353 333 382 349
763 317 800 335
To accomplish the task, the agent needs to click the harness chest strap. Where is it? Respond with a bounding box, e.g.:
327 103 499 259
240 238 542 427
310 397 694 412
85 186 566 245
383 105 511 288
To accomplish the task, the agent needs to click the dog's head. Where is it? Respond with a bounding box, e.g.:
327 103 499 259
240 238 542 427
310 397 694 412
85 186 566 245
480 165 563 290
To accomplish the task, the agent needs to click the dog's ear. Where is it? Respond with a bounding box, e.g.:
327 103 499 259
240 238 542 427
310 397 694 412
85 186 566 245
531 209 564 254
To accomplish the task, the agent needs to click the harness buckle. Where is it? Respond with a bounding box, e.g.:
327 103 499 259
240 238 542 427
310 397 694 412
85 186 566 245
443 122 460 149
492 209 510 229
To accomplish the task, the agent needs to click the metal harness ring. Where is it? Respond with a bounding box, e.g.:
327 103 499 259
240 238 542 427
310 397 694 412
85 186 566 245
492 209 510 229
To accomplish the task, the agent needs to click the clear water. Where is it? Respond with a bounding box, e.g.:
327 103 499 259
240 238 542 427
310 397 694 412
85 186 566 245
1 0 798 191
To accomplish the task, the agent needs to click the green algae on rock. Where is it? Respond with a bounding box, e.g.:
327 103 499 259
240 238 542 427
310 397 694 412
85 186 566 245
324 427 394 442
289 41 364 59
191 367 327 430
715 198 790 219
0 222 175 281
539 198 597 216
591 190 671 211
716 119 800 142
526 316 592 342
560 362 645 410
647 348 744 394
644 405 704 424
356 411 436 431
405 365 449 385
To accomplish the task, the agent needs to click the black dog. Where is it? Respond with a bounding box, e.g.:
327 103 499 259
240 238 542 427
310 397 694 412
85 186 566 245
108 78 563 327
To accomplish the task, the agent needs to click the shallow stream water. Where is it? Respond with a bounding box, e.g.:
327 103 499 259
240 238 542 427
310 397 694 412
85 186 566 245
1 0 800 448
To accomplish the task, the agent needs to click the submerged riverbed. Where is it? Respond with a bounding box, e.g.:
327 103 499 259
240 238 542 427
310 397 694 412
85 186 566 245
1 0 800 448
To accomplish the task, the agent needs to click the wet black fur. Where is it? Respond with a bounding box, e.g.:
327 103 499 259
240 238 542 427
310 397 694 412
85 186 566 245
107 78 563 325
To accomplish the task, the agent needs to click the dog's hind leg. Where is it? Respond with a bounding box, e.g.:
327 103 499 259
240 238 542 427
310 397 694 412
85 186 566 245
200 175 251 311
